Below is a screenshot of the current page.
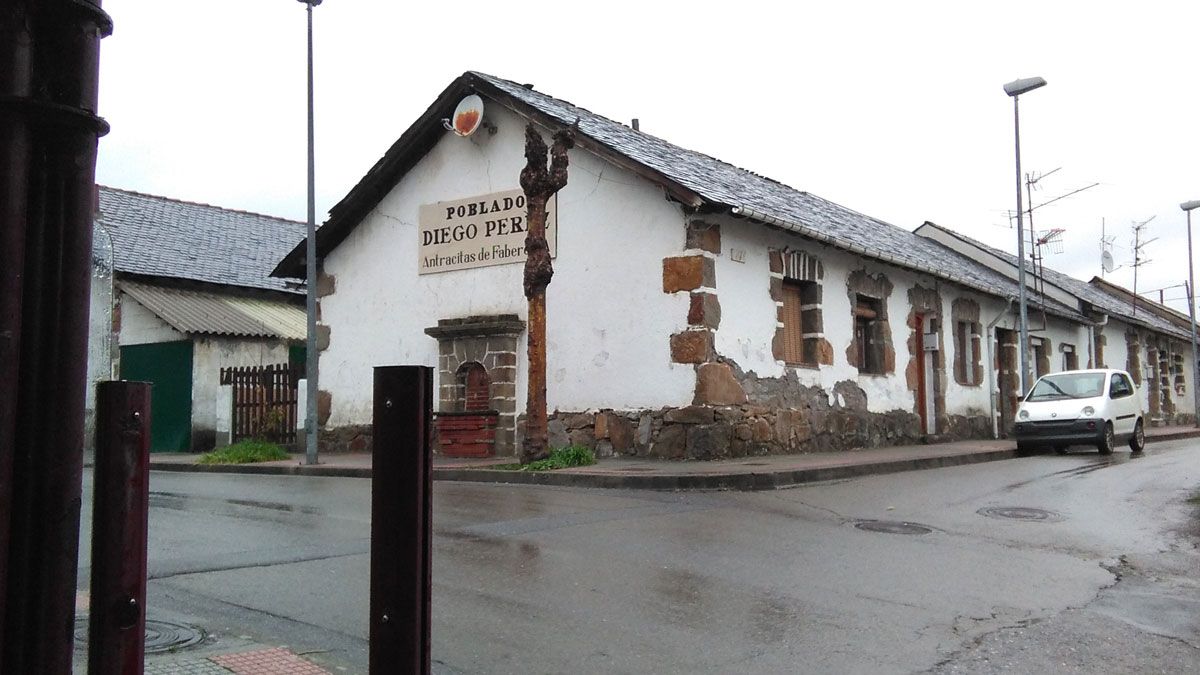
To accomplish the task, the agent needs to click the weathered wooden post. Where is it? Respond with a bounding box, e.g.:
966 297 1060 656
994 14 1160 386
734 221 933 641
519 123 574 463
88 381 152 675
369 366 433 674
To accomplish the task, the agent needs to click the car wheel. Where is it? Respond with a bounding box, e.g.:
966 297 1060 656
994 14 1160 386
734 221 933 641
1129 419 1145 454
1097 422 1115 455
1054 445 1069 455
1016 442 1034 457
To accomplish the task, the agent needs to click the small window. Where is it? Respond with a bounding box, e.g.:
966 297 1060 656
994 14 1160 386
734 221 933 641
1031 338 1048 378
854 295 884 374
955 321 975 385
1062 344 1078 371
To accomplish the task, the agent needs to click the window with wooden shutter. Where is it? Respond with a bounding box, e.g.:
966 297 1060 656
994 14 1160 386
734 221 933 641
782 280 807 365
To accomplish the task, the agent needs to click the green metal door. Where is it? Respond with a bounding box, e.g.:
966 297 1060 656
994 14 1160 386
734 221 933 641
120 341 193 452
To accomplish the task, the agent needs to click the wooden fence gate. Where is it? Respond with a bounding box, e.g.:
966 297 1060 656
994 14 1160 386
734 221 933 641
219 363 301 445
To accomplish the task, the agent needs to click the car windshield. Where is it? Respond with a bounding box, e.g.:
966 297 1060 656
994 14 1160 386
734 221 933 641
1026 372 1106 401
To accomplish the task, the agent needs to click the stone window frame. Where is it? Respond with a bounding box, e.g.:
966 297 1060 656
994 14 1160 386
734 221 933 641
953 321 981 385
770 249 831 368
845 270 895 376
1061 343 1078 371
950 298 982 387
1030 336 1051 378
854 295 886 374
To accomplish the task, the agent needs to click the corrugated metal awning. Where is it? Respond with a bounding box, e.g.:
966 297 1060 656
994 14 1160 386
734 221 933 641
120 281 306 340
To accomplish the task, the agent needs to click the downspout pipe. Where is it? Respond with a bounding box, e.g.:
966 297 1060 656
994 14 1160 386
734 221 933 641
987 297 1015 439
1089 313 1108 369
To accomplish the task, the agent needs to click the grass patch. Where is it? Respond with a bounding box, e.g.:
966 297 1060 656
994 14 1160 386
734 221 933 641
198 440 290 465
1188 491 1200 506
493 445 597 472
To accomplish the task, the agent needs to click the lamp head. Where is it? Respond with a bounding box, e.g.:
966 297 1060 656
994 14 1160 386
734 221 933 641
1181 200 1200 212
297 0 322 5
1003 77 1047 97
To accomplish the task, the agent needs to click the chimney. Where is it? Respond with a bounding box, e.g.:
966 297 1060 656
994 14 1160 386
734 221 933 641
631 118 640 131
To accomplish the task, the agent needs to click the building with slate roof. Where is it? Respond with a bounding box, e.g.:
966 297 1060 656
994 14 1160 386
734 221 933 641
273 72 1177 458
916 222 1195 425
87 186 308 452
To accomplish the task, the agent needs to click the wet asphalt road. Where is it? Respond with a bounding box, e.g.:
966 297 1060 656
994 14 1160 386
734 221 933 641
77 440 1200 674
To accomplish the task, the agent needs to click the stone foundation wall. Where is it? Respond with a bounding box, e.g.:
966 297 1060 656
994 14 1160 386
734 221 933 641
319 424 372 454
540 364 991 460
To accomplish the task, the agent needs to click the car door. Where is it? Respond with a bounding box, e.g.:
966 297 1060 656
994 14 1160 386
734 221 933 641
1108 373 1135 437
1120 372 1142 429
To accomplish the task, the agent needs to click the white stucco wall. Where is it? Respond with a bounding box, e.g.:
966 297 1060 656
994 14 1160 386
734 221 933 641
191 337 291 441
320 104 694 427
714 215 1004 417
118 293 185 346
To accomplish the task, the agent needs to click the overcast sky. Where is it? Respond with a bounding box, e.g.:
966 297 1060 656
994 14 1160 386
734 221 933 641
96 1 1200 313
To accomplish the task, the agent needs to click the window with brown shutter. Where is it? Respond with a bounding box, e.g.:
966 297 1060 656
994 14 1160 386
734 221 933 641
782 280 813 366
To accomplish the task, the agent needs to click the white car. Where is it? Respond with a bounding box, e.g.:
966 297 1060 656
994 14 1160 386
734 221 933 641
1013 368 1145 456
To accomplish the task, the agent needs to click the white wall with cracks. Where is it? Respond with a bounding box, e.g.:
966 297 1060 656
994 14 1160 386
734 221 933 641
319 104 695 427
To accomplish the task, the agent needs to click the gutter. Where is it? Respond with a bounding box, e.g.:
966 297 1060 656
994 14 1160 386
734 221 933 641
731 205 1066 315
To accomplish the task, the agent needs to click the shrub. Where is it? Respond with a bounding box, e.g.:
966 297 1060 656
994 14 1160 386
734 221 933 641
198 440 289 465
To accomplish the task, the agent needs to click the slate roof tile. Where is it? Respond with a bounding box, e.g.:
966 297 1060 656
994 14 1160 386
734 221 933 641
470 73 1085 321
98 186 306 294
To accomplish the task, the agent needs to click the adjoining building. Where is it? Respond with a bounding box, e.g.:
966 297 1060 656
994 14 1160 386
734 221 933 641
273 71 1193 458
916 223 1196 425
87 186 307 452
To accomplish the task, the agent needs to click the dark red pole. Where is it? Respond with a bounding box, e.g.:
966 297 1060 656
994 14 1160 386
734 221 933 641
0 1 111 672
88 381 151 675
369 366 432 675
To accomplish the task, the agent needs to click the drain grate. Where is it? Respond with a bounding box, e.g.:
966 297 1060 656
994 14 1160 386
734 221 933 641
75 617 206 653
978 506 1061 522
854 520 934 535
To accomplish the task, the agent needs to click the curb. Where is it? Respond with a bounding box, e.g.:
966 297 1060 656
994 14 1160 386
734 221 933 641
431 448 1018 491
144 428 1200 491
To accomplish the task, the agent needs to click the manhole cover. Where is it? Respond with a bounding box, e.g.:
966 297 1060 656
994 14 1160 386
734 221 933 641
978 506 1061 522
74 617 206 653
854 520 934 535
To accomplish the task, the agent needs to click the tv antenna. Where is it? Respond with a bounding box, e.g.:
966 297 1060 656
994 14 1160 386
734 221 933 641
1130 216 1157 317
1100 217 1120 277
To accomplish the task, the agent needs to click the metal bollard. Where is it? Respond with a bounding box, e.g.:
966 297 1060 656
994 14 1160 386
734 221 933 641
88 381 151 675
369 366 432 674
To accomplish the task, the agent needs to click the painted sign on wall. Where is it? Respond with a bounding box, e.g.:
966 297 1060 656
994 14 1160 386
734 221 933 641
417 189 556 274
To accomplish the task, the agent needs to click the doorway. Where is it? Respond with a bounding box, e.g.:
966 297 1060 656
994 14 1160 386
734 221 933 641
119 340 193 452
995 328 1018 435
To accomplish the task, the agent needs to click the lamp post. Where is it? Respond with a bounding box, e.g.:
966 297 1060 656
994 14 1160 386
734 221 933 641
1182 200 1200 427
1003 76 1047 395
299 0 321 464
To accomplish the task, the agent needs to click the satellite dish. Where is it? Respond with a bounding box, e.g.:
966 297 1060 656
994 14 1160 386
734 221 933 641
1101 250 1115 273
449 95 484 137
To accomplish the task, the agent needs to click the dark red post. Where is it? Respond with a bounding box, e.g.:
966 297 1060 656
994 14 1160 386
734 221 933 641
0 1 112 672
369 366 432 674
88 381 152 675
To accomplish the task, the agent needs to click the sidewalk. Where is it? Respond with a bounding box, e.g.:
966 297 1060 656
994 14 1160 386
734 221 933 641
145 424 1200 491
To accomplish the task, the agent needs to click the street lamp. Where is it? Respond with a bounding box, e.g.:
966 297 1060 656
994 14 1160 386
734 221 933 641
1181 199 1200 427
299 0 322 465
1004 76 1047 395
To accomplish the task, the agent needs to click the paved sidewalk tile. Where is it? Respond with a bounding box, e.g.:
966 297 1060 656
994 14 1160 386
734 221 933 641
144 657 232 674
210 647 330 674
